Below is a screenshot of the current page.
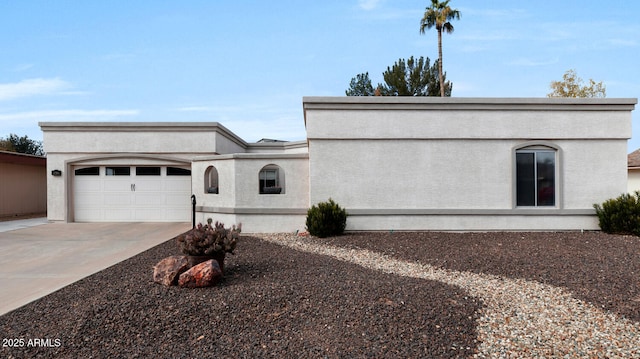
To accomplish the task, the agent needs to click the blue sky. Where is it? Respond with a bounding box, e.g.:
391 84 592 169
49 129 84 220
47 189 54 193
1 1 639 150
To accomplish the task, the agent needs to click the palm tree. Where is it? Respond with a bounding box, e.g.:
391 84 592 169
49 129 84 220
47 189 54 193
420 0 460 97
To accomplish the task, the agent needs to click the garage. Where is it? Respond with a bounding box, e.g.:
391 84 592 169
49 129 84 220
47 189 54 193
73 165 192 222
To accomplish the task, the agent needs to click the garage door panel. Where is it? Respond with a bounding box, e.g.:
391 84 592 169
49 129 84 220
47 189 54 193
165 178 191 191
74 208 103 222
104 180 132 192
75 192 103 207
165 193 190 206
104 208 134 221
74 165 191 222
134 193 163 206
135 179 163 192
133 208 157 221
104 193 132 206
75 179 102 192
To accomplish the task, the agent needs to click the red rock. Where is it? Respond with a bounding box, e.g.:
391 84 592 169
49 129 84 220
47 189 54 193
153 255 190 286
178 259 223 288
187 254 225 274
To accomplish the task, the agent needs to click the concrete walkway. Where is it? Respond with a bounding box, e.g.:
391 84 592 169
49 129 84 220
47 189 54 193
0 217 49 233
0 221 190 316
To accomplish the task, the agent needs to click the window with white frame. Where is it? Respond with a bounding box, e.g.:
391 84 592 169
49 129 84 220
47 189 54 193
516 147 556 207
259 165 284 194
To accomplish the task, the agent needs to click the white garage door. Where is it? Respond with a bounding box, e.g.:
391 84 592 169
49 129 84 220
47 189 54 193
73 166 192 222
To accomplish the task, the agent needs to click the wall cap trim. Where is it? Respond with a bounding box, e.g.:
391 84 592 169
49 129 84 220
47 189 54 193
345 208 596 216
197 206 308 215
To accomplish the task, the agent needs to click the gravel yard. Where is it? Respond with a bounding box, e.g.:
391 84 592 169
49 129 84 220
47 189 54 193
1 231 639 358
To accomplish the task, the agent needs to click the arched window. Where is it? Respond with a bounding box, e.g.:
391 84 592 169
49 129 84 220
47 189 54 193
259 164 284 194
204 166 219 194
515 144 558 207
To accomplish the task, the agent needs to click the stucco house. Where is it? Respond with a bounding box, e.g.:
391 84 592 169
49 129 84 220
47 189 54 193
0 150 47 219
40 97 636 232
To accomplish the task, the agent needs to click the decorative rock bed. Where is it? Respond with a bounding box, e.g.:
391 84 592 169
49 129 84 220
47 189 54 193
1 231 638 358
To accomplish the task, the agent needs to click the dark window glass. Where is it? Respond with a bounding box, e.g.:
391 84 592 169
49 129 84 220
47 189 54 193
74 167 99 176
259 169 279 194
516 153 535 206
136 167 161 176
536 152 555 206
167 167 191 176
106 167 131 176
260 170 278 193
516 150 555 207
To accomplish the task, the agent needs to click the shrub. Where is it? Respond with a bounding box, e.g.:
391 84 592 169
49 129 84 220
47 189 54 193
593 192 640 236
176 218 241 256
306 198 347 238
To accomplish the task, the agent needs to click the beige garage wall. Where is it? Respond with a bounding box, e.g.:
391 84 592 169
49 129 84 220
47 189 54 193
0 161 47 218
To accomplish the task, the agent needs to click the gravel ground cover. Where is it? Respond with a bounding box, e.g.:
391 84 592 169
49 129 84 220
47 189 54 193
263 232 640 357
0 235 479 359
1 231 638 358
315 231 640 323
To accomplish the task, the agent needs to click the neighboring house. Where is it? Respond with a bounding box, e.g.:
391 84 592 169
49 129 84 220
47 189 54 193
0 150 47 219
40 97 637 232
628 148 640 193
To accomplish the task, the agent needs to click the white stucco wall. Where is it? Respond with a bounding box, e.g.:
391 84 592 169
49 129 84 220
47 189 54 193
39 97 636 232
304 97 636 231
193 153 309 233
40 122 248 222
305 109 631 140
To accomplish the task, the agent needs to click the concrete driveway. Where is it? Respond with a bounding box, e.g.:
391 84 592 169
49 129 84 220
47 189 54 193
0 220 190 316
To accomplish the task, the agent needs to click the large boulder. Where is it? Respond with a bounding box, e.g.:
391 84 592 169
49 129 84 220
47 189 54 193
153 255 190 286
178 259 223 288
187 254 225 274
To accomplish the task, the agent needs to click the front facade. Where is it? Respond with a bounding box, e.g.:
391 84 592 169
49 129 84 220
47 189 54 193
304 97 634 231
42 122 239 223
41 97 636 232
40 122 309 231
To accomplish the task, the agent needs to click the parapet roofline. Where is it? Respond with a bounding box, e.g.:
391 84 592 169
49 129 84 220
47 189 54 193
38 121 248 148
303 96 638 111
303 96 638 106
302 96 638 127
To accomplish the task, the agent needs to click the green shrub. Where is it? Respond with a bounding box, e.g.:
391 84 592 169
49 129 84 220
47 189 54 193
593 191 640 236
306 198 348 238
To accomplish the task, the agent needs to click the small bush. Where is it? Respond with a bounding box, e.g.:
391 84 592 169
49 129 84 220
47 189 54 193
176 218 241 256
593 192 640 236
306 198 348 238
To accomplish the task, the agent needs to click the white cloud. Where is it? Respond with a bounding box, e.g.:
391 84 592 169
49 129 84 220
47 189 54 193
0 78 70 101
358 0 382 11
0 109 139 122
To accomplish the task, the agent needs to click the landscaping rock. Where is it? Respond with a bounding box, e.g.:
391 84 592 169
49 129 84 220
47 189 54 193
187 254 225 274
178 259 223 288
153 255 190 286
